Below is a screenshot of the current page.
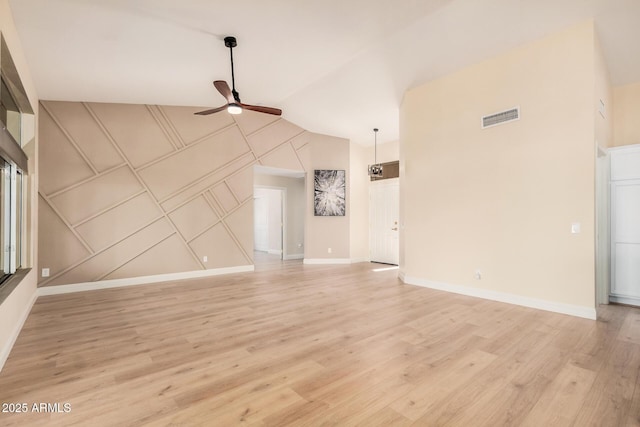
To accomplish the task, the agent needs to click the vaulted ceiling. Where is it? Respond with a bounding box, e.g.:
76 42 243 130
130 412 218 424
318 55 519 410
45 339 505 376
9 0 640 145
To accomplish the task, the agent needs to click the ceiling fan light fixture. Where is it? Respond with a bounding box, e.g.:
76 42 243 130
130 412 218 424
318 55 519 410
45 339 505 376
194 36 281 117
227 103 242 115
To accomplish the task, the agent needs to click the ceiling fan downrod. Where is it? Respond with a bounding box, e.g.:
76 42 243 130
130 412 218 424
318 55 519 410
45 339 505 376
224 36 240 102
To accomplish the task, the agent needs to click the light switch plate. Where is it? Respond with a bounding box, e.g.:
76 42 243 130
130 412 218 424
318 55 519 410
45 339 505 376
571 223 581 234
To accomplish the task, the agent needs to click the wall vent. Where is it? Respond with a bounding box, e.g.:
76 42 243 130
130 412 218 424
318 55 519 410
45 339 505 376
482 107 520 129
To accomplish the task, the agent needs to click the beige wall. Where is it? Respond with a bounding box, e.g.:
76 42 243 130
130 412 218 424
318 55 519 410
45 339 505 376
372 140 400 164
254 172 305 258
594 34 613 149
305 133 351 259
39 101 350 285
613 82 640 148
349 142 369 261
0 0 39 369
401 21 598 310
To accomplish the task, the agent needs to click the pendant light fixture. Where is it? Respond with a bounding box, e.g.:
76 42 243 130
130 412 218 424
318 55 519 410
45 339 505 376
368 128 384 177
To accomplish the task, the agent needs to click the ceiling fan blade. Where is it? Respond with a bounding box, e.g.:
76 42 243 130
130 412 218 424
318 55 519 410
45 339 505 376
213 80 235 103
240 103 282 116
194 105 227 115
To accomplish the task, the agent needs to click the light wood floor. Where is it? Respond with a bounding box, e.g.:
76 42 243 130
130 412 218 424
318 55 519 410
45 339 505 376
1 261 639 426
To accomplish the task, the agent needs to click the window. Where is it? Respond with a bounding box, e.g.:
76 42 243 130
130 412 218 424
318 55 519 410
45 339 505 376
0 78 27 286
0 34 32 291
0 159 22 282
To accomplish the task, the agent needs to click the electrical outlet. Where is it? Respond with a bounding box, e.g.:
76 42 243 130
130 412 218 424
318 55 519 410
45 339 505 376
203 256 208 263
475 269 482 280
327 247 332 254
42 268 50 278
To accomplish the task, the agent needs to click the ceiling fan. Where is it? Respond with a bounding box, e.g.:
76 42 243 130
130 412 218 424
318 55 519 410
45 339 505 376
195 36 282 117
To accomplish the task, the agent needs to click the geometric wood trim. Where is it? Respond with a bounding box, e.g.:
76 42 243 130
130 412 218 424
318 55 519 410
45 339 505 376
254 129 307 164
154 150 252 205
39 193 93 254
204 190 225 219
224 180 241 205
38 101 311 286
44 163 132 200
155 105 186 148
95 232 178 281
157 152 257 210
292 141 309 172
40 102 99 175
37 216 169 286
80 103 205 270
185 197 249 247
220 216 253 264
70 189 148 228
243 116 283 138
145 105 182 151
133 121 239 173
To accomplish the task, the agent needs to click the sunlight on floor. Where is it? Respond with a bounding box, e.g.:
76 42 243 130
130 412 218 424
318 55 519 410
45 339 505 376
372 265 399 272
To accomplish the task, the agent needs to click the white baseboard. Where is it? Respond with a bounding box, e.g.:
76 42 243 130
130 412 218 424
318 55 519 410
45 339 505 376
38 265 255 296
402 275 597 320
0 289 38 372
284 253 304 260
610 294 640 306
303 258 352 265
350 257 370 264
268 250 283 255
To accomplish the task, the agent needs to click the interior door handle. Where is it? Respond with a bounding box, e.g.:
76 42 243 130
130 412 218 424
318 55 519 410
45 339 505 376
391 227 398 231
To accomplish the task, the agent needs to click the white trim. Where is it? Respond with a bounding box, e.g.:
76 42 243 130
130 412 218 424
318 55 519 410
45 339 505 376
283 253 304 260
609 294 640 306
38 266 255 296
303 258 351 265
267 249 283 255
0 289 37 372
350 257 370 264
607 143 640 153
401 275 596 320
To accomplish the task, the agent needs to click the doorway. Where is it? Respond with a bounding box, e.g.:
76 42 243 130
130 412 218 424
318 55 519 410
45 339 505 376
253 166 306 266
370 178 399 265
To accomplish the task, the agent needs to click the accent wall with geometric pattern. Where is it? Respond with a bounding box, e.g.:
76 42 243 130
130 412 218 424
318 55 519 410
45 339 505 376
38 101 316 287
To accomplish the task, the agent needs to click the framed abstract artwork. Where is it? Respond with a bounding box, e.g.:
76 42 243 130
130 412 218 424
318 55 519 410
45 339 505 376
314 169 346 216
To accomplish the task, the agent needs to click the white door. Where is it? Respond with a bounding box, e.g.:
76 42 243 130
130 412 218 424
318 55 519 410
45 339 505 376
254 187 284 259
611 179 640 305
253 193 269 252
370 179 399 265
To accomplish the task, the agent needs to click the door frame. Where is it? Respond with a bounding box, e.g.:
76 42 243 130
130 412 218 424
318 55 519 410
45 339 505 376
369 177 400 265
595 145 610 305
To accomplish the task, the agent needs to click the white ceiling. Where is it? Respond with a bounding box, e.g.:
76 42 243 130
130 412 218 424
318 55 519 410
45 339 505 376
8 0 640 146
